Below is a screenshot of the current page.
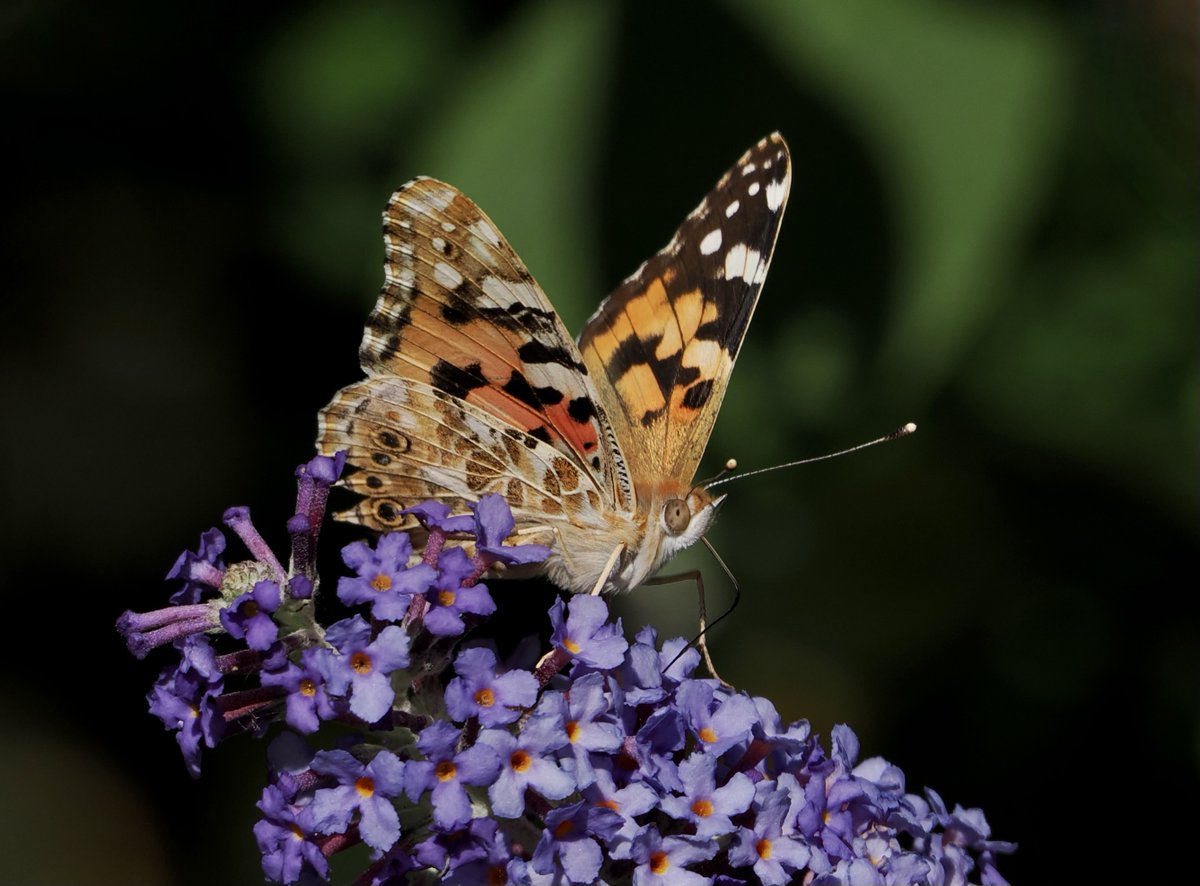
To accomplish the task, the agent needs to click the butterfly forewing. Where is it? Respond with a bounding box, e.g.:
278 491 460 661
578 134 791 491
319 177 634 530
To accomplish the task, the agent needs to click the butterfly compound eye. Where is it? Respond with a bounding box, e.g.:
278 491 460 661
663 499 691 534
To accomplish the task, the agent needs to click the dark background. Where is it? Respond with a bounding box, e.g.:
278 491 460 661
1 1 1195 883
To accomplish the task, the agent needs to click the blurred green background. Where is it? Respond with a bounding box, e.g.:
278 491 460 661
1 0 1195 883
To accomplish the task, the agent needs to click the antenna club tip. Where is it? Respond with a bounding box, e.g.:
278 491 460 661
724 458 738 471
903 422 917 434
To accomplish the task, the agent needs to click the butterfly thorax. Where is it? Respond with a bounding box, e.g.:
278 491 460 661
540 484 723 595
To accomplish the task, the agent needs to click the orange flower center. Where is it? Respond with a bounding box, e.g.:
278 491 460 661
596 798 620 812
298 678 316 698
486 864 508 886
691 798 714 818
756 838 773 860
510 750 531 773
243 601 260 617
438 589 456 606
563 637 581 654
698 727 718 744
370 573 392 592
355 776 375 798
474 687 495 707
435 760 457 782
351 651 373 674
650 851 669 874
565 720 581 742
553 819 574 839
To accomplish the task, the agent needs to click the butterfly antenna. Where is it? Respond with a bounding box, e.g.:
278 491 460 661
704 422 917 492
693 458 739 493
664 538 741 677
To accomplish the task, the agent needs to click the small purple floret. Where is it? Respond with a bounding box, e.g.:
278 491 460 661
444 645 537 727
219 579 281 651
308 748 406 851
550 595 628 669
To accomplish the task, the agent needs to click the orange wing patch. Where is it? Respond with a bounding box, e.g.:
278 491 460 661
579 134 791 487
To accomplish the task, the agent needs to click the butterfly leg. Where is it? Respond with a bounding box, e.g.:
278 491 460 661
589 543 627 597
643 570 732 689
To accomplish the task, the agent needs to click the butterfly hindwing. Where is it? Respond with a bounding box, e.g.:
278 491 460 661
319 375 606 532
578 134 791 492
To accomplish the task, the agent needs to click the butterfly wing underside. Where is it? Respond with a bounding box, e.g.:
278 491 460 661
318 178 633 533
578 134 792 493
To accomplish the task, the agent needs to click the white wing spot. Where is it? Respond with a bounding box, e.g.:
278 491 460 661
481 274 543 307
741 162 757 176
724 243 763 282
748 182 761 196
699 228 723 255
434 261 463 290
396 267 416 289
472 220 501 248
441 221 456 232
431 237 446 253
725 200 740 218
420 184 456 211
766 179 786 211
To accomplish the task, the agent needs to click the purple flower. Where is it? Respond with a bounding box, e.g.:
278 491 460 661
660 751 754 838
165 527 226 604
750 696 814 778
603 626 670 707
471 493 552 566
728 786 812 886
423 547 497 636
581 766 658 860
122 464 1013 886
537 672 622 789
413 816 496 875
316 616 410 723
404 721 502 830
675 680 758 756
222 505 286 583
253 784 329 884
629 826 717 886
403 500 475 566
289 452 345 577
618 625 701 689
550 595 628 669
308 748 406 851
478 720 576 817
404 500 475 534
439 818 529 886
147 643 225 777
260 650 338 734
116 601 219 659
219 579 281 651
531 799 622 884
444 645 538 727
337 532 435 621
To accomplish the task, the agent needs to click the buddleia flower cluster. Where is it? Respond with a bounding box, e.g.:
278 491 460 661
118 455 1013 885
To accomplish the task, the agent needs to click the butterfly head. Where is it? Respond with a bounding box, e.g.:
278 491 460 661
657 487 726 563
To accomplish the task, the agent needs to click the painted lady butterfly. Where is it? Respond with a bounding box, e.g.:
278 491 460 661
318 133 790 597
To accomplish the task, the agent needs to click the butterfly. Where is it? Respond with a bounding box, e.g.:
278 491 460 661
318 133 790 597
